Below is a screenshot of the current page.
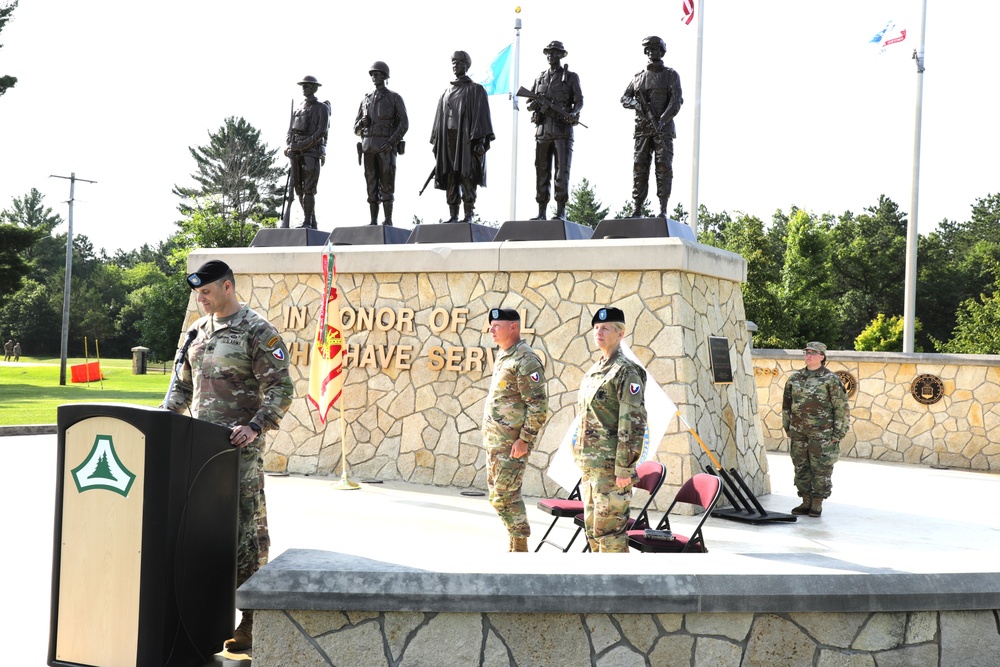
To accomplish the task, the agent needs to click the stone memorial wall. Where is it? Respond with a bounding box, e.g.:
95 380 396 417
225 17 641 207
183 238 766 502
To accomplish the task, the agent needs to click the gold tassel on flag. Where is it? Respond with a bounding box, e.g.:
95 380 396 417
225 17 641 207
306 243 358 490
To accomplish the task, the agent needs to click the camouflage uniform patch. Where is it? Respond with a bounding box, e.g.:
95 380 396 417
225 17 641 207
574 346 647 551
166 304 293 584
482 339 549 538
782 365 850 500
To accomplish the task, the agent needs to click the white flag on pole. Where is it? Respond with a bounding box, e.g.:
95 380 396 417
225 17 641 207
545 341 678 492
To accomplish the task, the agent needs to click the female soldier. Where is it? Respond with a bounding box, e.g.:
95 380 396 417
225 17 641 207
782 341 850 517
573 307 647 552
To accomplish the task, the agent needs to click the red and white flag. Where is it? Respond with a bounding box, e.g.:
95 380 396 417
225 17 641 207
307 243 344 424
682 0 695 25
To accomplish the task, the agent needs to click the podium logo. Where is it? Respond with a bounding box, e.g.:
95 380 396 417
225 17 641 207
70 434 136 497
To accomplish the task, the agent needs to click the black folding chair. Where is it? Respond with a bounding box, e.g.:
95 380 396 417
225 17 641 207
534 479 584 552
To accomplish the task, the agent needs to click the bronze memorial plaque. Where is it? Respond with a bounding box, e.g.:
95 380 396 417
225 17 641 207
910 374 944 405
708 336 733 384
834 370 857 398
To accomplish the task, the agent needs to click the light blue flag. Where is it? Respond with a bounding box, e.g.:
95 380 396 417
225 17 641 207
480 44 513 96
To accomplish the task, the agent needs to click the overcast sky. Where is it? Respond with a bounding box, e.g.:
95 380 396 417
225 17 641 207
1 0 995 254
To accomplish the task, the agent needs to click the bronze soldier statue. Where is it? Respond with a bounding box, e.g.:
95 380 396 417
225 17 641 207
283 75 331 230
621 36 683 218
526 41 583 222
430 50 494 223
354 61 409 226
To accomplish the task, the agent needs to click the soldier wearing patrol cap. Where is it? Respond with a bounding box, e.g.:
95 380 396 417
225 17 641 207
526 40 584 222
164 259 293 652
482 307 549 552
354 61 409 226
284 75 332 230
574 307 647 552
781 341 851 518
620 35 683 219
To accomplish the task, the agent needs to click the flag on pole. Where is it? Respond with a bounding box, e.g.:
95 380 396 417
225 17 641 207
307 243 344 424
479 44 514 96
682 0 695 25
870 20 907 54
545 340 679 492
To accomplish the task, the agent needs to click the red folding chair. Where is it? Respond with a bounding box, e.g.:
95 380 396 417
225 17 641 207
534 479 584 552
573 460 667 552
628 472 722 553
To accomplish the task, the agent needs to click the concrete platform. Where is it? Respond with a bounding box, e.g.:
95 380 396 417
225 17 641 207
7 432 1000 665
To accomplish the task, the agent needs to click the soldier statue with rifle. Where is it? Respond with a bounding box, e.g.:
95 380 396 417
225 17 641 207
517 40 583 222
354 61 408 227
620 36 683 219
282 75 331 230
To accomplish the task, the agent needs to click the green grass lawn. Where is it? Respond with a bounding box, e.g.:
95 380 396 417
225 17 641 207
0 356 173 425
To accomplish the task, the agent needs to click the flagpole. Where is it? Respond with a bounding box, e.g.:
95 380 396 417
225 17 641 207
509 14 522 221
688 0 705 236
329 251 359 491
902 0 927 353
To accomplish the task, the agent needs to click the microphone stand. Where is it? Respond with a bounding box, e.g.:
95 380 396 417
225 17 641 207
163 330 197 409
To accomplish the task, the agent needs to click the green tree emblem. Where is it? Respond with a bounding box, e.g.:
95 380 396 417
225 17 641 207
71 435 136 497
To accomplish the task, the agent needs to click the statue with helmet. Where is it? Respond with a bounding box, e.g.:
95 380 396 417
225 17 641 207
354 61 409 226
429 50 494 224
620 36 683 219
524 40 583 222
283 75 331 230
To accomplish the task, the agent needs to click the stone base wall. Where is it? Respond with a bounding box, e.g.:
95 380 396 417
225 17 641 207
185 240 766 505
254 608 999 666
753 350 1000 472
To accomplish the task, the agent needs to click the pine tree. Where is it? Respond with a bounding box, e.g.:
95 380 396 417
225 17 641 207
564 178 609 228
0 2 17 98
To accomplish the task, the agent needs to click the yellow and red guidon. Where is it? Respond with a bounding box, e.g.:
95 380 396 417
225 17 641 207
307 247 344 424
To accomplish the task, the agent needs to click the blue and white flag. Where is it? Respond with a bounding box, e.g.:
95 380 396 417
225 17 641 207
870 20 907 54
479 44 513 96
546 340 678 492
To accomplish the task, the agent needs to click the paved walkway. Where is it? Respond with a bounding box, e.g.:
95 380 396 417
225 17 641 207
7 433 1000 665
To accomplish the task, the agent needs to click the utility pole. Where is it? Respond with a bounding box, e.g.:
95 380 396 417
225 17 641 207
49 172 97 386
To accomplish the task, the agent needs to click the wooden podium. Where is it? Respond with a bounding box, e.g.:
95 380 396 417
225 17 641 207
49 404 239 667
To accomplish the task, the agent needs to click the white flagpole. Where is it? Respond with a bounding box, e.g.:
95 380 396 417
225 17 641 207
509 15 522 221
902 0 927 353
688 0 705 236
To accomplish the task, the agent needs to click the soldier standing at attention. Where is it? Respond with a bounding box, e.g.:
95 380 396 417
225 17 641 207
574 307 646 553
164 260 293 652
284 75 331 230
483 307 549 552
782 341 850 518
354 60 409 226
526 40 583 222
621 36 683 219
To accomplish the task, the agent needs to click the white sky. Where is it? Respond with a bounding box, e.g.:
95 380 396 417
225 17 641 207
0 0 995 254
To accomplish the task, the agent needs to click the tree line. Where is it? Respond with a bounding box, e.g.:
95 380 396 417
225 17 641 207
1 115 998 360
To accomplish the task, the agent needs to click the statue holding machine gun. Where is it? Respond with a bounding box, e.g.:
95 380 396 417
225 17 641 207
514 40 584 222
620 36 682 219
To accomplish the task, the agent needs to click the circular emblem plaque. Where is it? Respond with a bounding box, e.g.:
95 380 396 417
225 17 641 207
834 371 857 397
910 374 944 405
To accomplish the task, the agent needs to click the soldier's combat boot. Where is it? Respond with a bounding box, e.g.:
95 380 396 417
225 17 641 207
224 611 253 653
552 202 567 221
369 203 379 225
808 497 824 517
791 495 812 516
461 202 475 224
531 202 547 220
657 197 669 219
511 536 529 552
382 201 393 226
630 200 644 218
445 204 460 223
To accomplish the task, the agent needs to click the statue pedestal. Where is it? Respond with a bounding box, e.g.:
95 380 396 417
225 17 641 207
406 222 497 244
494 219 593 242
593 217 696 242
249 228 331 248
329 226 411 246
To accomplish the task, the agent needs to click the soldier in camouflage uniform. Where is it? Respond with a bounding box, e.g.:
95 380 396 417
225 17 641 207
482 307 549 552
164 259 293 652
782 341 850 518
574 307 647 553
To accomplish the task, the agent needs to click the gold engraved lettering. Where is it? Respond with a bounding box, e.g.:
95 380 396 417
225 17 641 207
289 341 310 366
396 345 414 369
343 344 359 368
451 308 469 333
464 347 485 372
445 347 464 371
357 308 375 331
359 345 377 368
340 308 356 330
397 308 415 333
375 307 396 332
429 308 449 333
428 345 445 371
284 306 309 330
